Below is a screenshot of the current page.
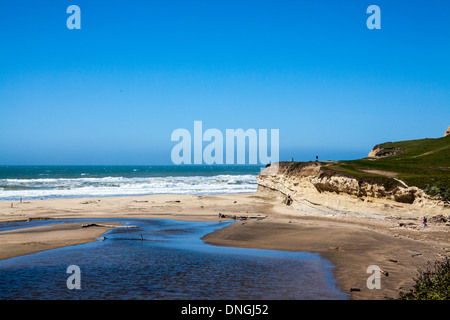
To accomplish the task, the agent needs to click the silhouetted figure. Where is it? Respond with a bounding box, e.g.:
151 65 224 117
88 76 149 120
422 217 428 227
283 194 292 206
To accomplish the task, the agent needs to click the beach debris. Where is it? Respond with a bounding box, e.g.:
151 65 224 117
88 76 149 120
411 253 423 257
27 217 50 222
329 246 345 252
81 223 137 229
11 203 13 208
166 200 181 203
380 269 389 276
80 200 98 204
388 259 398 263
398 222 416 227
429 215 448 223
350 287 361 292
218 213 267 220
133 200 148 203
233 201 237 203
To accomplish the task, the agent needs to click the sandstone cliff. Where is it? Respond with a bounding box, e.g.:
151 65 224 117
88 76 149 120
445 125 450 137
257 162 449 218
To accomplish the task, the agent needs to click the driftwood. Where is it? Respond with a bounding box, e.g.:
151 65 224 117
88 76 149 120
80 200 100 204
81 223 137 228
389 259 398 263
218 213 267 221
27 217 50 222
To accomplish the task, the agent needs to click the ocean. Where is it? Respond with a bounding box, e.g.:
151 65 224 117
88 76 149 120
0 165 262 201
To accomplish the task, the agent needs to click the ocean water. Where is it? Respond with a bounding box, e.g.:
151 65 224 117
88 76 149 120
0 165 262 201
0 219 348 300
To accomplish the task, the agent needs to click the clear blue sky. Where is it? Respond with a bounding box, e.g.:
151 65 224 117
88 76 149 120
0 0 449 165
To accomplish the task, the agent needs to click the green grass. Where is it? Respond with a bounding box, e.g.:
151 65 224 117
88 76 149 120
320 135 450 200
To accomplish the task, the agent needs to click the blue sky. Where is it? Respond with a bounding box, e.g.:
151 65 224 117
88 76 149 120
0 0 449 165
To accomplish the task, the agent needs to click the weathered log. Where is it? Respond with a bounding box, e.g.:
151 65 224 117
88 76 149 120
218 213 267 220
81 223 137 228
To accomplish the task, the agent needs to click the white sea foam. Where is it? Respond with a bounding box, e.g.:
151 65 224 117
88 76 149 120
0 174 257 201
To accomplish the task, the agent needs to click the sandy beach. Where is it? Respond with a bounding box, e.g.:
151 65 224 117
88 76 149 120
0 192 448 300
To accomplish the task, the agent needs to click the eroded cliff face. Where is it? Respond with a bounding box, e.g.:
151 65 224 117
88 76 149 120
257 162 449 217
444 125 450 137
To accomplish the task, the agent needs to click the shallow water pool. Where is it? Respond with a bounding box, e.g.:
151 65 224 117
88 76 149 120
0 218 348 300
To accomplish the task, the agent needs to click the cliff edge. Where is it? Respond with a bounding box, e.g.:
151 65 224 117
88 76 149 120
257 134 450 218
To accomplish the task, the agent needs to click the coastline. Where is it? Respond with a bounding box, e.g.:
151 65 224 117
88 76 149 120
0 192 448 300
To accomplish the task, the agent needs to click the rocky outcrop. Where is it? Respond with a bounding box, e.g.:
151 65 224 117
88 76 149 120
444 125 450 137
257 162 448 217
368 145 402 158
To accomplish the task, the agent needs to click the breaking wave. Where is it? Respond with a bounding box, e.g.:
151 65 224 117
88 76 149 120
0 174 258 201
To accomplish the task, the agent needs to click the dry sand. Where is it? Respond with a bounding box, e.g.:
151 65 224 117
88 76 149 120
0 192 448 300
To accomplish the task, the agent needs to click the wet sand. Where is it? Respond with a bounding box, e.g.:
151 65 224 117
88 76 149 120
0 193 448 300
203 216 448 300
0 222 121 261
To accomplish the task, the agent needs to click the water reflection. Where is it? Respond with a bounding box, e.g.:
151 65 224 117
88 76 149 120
0 219 347 300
